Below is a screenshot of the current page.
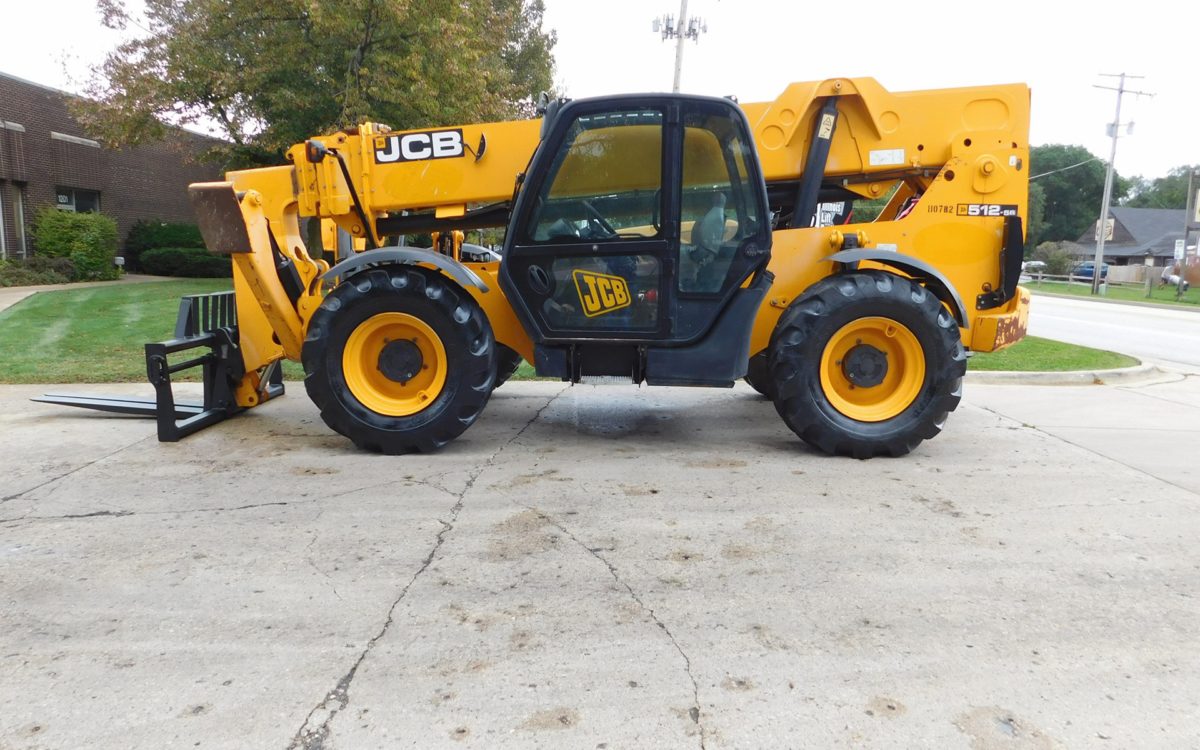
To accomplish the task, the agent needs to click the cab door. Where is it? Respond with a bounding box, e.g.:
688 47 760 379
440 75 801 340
500 95 771 347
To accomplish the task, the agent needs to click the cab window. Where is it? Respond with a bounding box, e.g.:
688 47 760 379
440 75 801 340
526 109 664 243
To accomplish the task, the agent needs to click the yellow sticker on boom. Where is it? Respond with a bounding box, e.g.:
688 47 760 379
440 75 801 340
573 269 631 317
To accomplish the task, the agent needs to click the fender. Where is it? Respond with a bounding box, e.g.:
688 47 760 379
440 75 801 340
321 247 490 293
824 249 968 328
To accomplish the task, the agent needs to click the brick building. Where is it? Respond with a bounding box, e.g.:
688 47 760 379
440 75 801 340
0 70 222 260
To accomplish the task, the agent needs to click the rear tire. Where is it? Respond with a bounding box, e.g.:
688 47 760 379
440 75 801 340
768 271 965 458
302 267 495 453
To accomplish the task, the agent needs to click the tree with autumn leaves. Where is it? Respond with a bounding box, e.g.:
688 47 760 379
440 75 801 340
79 0 556 167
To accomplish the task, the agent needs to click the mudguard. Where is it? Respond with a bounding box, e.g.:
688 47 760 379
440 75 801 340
824 249 968 328
321 247 490 293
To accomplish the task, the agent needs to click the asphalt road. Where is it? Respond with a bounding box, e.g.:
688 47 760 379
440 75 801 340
1028 293 1200 372
3 378 1199 749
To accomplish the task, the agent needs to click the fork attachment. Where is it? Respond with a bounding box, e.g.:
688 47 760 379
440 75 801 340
36 291 283 442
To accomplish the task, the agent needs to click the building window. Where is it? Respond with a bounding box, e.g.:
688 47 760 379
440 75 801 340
0 185 7 259
13 184 28 257
56 187 101 213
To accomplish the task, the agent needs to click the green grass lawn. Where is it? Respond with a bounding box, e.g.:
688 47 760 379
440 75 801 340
0 280 236 383
512 361 539 380
0 281 1139 383
967 335 1138 372
1025 278 1200 307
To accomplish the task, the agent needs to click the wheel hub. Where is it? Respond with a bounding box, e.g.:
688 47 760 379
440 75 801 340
818 316 926 423
841 343 888 388
378 339 423 384
342 311 448 417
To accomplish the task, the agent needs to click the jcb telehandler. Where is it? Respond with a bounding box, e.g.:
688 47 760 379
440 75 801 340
42 77 1031 457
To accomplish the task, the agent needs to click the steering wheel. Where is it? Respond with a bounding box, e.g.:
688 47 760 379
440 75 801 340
580 200 617 238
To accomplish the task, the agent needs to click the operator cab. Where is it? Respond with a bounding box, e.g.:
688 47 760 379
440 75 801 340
499 94 773 386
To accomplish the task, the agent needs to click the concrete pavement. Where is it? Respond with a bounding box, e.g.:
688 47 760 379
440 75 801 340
2 379 1197 749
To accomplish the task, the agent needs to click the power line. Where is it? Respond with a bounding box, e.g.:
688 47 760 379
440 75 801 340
1030 157 1102 181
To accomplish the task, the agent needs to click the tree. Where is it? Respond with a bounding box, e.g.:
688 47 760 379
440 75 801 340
1025 181 1046 254
1123 165 1200 209
1029 144 1129 244
80 0 556 167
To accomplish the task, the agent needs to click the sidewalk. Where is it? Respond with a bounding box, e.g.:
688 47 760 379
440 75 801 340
0 274 174 314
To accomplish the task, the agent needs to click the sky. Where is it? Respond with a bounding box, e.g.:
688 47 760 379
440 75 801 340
2 0 1195 179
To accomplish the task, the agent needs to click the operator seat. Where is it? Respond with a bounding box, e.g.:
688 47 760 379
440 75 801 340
683 192 727 292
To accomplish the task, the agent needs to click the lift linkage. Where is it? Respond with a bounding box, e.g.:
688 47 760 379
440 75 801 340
34 291 282 442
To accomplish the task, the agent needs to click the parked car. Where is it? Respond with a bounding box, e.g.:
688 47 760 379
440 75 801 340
1070 261 1109 280
1021 260 1047 273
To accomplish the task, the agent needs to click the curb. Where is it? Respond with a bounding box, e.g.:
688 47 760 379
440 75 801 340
966 362 1163 386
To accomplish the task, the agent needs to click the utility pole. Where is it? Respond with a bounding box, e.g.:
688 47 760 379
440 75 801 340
1182 169 1200 299
652 0 707 93
1090 73 1152 295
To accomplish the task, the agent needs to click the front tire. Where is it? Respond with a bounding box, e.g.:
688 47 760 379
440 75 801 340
302 267 495 453
743 352 775 399
768 271 966 458
493 344 524 388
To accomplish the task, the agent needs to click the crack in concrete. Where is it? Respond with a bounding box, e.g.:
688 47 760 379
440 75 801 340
0 477 456 528
529 506 707 750
0 434 154 504
303 510 343 602
0 501 294 527
977 404 1200 499
285 386 567 750
1115 380 1200 412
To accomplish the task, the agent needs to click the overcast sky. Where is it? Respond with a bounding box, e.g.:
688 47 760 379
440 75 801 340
3 0 1195 179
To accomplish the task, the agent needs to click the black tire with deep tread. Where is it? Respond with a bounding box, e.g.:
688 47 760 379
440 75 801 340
493 344 524 388
743 352 775 399
302 267 495 454
767 271 966 458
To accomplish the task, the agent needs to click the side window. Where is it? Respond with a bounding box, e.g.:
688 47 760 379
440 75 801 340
679 109 760 294
526 110 663 243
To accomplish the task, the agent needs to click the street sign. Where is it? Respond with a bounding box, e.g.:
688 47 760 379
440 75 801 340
1175 239 1186 260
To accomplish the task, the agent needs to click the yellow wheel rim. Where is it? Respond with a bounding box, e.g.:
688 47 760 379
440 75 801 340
343 313 447 417
819 316 925 422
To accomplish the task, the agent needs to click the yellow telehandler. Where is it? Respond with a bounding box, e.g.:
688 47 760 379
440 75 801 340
41 77 1031 457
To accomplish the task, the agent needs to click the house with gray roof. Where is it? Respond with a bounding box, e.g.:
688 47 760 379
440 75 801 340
1073 207 1188 268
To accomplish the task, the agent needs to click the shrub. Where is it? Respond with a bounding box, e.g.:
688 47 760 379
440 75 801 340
141 246 231 278
0 258 73 287
31 207 120 280
32 207 89 259
124 220 204 271
1032 241 1076 276
24 255 76 278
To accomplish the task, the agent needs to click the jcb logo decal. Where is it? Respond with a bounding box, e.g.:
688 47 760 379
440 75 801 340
374 129 464 163
573 270 630 317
